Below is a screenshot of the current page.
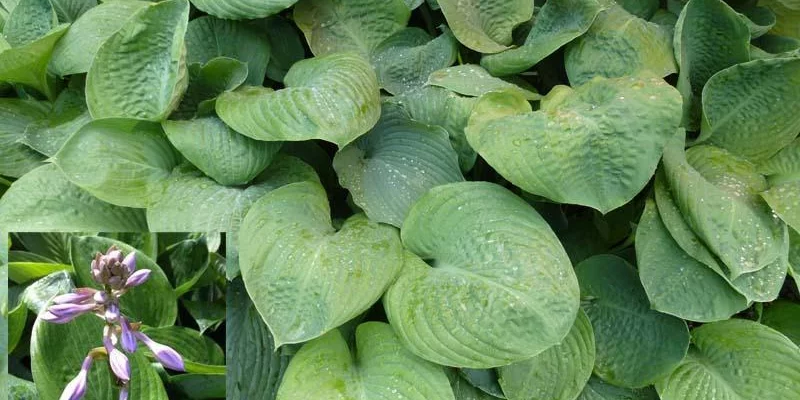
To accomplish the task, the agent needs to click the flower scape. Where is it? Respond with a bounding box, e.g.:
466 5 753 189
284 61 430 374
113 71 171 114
0 0 799 399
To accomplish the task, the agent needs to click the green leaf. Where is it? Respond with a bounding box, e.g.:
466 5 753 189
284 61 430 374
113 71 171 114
617 0 659 19
263 16 305 82
577 376 659 400
184 15 270 86
481 0 604 76
7 301 27 353
761 299 800 345
458 369 504 398
0 164 148 231
564 5 676 86
498 309 595 400
762 181 800 231
427 64 541 100
791 228 800 292
85 0 189 121
293 0 410 56
146 154 318 231
54 118 181 208
171 57 248 119
674 0 750 130
140 326 224 366
8 374 39 400
466 75 681 213
737 5 776 38
636 198 748 322
371 27 458 95
169 373 226 399
70 235 178 327
14 232 76 264
700 58 800 161
575 255 690 388
276 322 455 400
760 0 800 39
385 182 579 368
163 117 281 186
2 0 57 47
0 98 49 178
18 270 74 314
227 277 292 400
0 24 67 100
240 180 404 346
49 0 148 76
216 53 381 147
182 298 225 334
8 262 71 284
31 314 168 400
656 319 800 400
757 137 800 179
333 103 464 227
437 0 533 53
157 237 209 297
21 88 92 157
189 0 296 20
50 0 96 22
661 134 787 278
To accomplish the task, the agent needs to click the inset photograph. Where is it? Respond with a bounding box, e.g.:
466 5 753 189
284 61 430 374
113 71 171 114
5 232 225 400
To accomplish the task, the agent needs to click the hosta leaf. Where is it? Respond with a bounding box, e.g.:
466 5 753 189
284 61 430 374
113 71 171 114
617 0 659 19
481 0 604 76
387 86 478 171
140 326 224 366
0 24 68 99
54 118 181 208
71 236 177 327
437 0 533 53
8 376 39 400
737 5 776 38
157 237 209 297
661 135 787 278
0 164 148 231
169 374 225 399
190 0 296 20
19 270 73 314
458 369 504 398
31 314 168 400
2 0 57 47
293 0 410 56
240 180 403 346
792 228 800 292
86 0 189 121
8 262 71 284
50 0 96 22
227 278 292 400
385 182 579 368
216 53 380 147
701 58 800 161
576 255 690 388
276 322 454 400
185 15 270 86
333 104 464 227
49 0 148 76
448 371 500 400
427 64 541 100
577 376 659 400
21 88 92 157
147 155 318 232
762 181 800 231
0 98 49 178
636 198 748 322
498 309 595 400
371 27 458 95
760 0 800 39
761 299 800 345
564 5 676 86
163 117 281 186
752 33 800 54
263 16 305 82
656 319 800 400
757 137 800 179
674 0 750 130
466 75 681 214
171 57 248 119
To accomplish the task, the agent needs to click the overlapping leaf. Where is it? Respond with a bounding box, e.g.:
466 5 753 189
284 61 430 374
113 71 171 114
437 0 533 53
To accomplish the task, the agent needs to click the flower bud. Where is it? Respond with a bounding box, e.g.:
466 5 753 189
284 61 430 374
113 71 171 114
124 269 151 288
120 317 137 353
119 386 129 400
52 290 95 305
59 355 92 400
104 334 130 382
47 303 96 322
105 303 120 323
135 332 184 371
122 252 136 274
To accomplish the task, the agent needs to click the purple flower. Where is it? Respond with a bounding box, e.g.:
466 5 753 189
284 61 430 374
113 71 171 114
43 302 97 323
105 303 120 323
52 290 95 305
40 310 80 324
59 355 92 400
124 269 151 288
120 317 137 353
119 386 129 400
135 332 184 371
122 252 136 274
104 333 130 382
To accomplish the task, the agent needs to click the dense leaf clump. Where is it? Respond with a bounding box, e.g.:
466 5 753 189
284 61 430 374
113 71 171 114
0 0 799 399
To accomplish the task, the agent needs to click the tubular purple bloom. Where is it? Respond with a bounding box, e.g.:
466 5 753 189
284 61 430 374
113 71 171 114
93 291 108 304
48 303 96 320
105 303 120 323
40 310 76 324
122 252 136 274
104 334 130 382
134 331 184 371
59 355 92 400
119 386 129 400
52 290 95 305
120 318 137 353
124 269 151 288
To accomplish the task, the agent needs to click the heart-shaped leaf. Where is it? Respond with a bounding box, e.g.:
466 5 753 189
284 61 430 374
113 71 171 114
481 0 604 76
636 198 748 322
0 24 68 99
190 0 296 20
70 235 178 327
86 0 189 121
276 322 454 400
656 319 800 400
54 118 181 208
49 0 149 76
163 117 282 186
576 254 689 388
0 98 49 178
466 75 681 213
384 181 580 368
498 309 595 400
216 52 381 147
0 164 148 231
293 0 410 56
333 103 464 227
437 0 533 53
701 58 800 161
240 180 403 346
